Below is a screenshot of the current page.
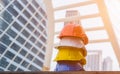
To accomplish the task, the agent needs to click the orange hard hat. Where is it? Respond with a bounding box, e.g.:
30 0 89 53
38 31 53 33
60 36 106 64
58 23 88 45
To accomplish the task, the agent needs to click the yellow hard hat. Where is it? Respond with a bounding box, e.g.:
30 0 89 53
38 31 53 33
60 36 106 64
54 47 86 65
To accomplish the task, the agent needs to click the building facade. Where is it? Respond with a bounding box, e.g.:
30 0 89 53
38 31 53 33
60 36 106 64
84 50 102 71
102 57 113 71
65 10 80 25
0 0 48 71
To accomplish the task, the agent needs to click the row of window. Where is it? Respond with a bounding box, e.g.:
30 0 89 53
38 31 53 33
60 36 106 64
1 0 46 18
0 56 43 71
0 41 45 60
12 19 46 38
0 0 47 27
2 0 47 16
0 30 46 58
0 23 46 45
0 51 43 68
0 2 47 38
0 38 45 61
0 27 44 57
0 32 46 54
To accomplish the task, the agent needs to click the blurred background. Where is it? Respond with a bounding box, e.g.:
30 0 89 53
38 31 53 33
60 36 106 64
0 0 120 71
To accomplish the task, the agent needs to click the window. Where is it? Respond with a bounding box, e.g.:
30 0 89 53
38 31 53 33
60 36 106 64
6 28 17 38
25 42 32 49
0 68 4 71
21 60 29 67
27 54 34 61
0 30 2 34
4 51 15 59
27 24 34 32
0 18 9 31
30 36 36 43
23 10 31 18
7 5 18 17
8 64 17 71
20 49 27 56
21 0 28 5
22 29 30 38
32 0 39 8
0 34 12 46
33 58 43 67
28 4 35 13
43 30 47 36
31 18 38 26
1 10 13 23
11 43 20 52
0 57 9 68
35 13 42 20
14 56 22 64
40 36 46 43
28 65 39 71
34 30 40 37
42 20 46 26
39 8 46 17
0 43 6 54
12 22 22 31
18 16 27 25
16 36 25 44
13 1 23 10
17 68 24 71
38 25 44 31
1 0 10 7
31 47 38 54
42 46 46 52
38 52 45 60
35 41 42 48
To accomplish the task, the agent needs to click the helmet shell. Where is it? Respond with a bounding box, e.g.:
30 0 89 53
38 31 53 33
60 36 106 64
58 23 88 45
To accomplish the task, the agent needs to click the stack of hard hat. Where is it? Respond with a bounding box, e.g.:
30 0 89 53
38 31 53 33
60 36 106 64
54 22 88 71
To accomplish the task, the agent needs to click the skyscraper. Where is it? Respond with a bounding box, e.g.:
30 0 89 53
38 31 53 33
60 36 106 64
102 57 113 71
84 50 102 71
65 10 80 25
0 0 48 71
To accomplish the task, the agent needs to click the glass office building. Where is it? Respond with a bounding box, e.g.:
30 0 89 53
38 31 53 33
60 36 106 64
0 0 48 71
